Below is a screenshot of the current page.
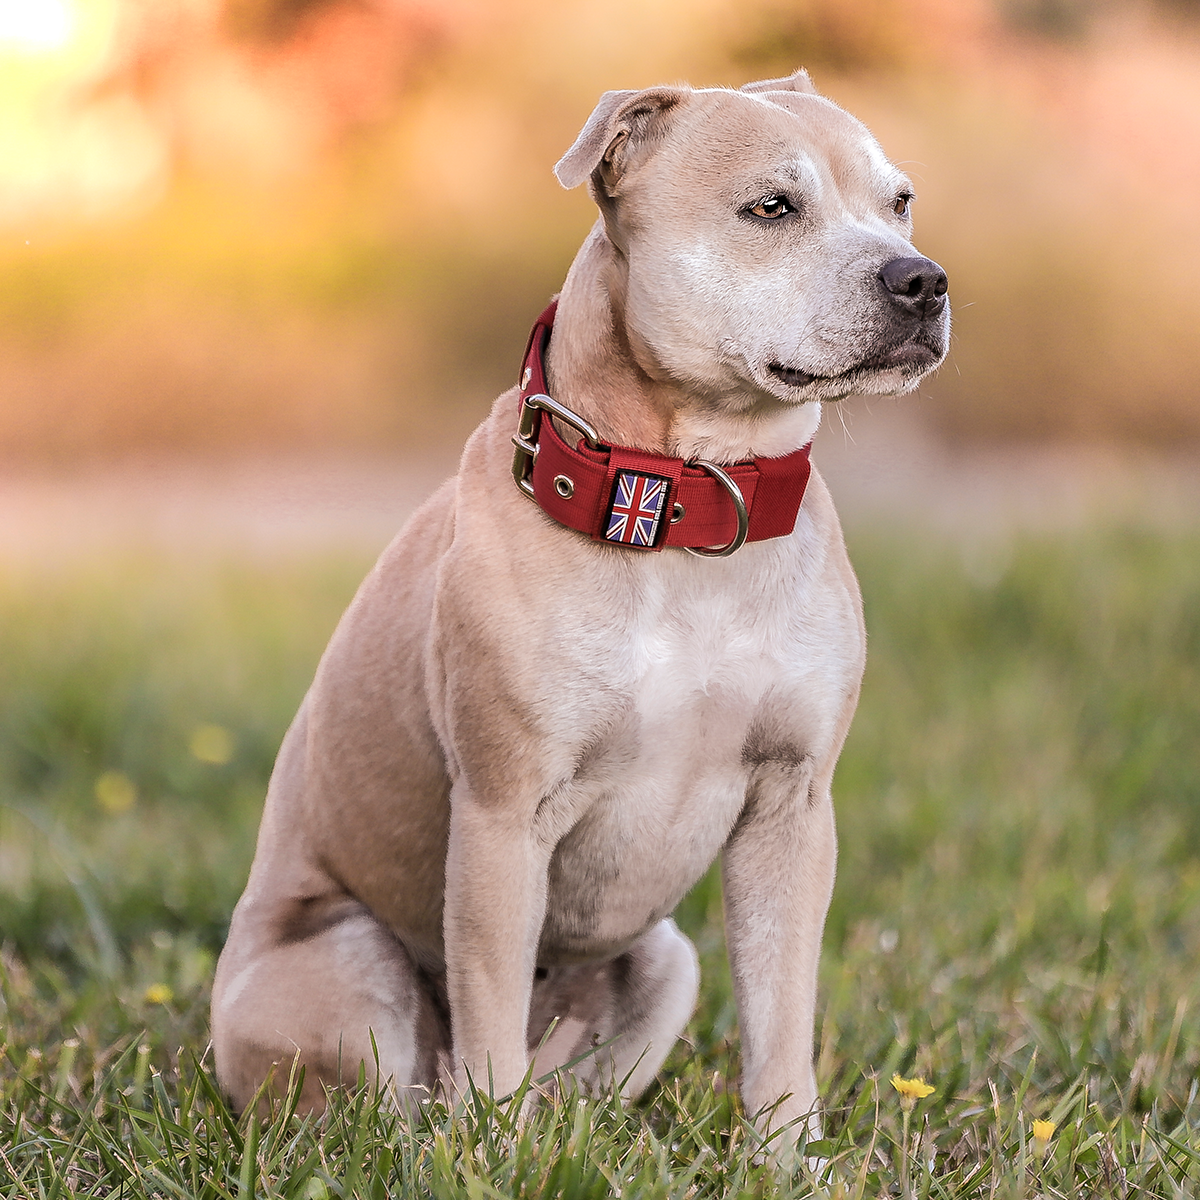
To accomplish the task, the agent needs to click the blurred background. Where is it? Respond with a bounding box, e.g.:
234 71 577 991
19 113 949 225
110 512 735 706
2 0 1200 471
6 0 1200 1129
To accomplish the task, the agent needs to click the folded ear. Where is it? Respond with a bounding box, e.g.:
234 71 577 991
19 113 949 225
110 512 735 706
554 87 688 191
740 68 817 95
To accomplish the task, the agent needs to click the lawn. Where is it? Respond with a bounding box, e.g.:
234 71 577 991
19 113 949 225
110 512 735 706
2 520 1200 1197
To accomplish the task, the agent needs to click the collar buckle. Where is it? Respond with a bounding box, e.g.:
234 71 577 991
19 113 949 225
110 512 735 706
511 392 602 498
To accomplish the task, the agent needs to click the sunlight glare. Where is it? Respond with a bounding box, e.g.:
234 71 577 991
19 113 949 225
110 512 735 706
0 0 75 53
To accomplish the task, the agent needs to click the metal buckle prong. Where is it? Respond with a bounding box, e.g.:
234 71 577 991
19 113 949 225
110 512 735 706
512 394 601 498
684 460 748 558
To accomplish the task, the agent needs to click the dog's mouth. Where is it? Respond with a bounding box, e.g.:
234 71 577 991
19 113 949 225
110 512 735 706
767 335 945 394
768 363 819 388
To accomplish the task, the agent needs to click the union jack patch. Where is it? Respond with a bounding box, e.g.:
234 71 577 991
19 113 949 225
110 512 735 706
604 470 671 548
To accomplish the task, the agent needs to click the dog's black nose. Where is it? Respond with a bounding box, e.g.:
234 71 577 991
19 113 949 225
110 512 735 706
877 256 949 319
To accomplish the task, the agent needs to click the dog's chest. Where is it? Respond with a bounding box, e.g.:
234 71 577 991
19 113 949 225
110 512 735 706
536 552 836 960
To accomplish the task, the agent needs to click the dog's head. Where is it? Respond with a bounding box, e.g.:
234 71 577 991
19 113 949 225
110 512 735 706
556 70 950 411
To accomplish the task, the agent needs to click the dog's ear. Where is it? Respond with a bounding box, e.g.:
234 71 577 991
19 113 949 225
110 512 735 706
555 87 688 192
740 68 817 95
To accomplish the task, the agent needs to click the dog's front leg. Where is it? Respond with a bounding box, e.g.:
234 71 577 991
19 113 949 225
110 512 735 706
722 760 838 1158
443 782 549 1101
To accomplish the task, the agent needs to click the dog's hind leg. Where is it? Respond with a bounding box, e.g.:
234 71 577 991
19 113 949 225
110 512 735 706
528 918 699 1099
211 894 446 1116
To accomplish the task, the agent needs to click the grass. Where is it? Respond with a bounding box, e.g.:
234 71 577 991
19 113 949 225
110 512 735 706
3 521 1200 1195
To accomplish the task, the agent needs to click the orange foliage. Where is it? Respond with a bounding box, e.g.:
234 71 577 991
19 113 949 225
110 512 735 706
1 0 1199 456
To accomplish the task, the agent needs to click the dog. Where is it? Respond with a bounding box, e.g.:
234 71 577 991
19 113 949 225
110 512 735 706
211 67 949 1155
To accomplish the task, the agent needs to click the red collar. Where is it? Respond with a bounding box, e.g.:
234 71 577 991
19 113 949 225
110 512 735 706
510 300 812 557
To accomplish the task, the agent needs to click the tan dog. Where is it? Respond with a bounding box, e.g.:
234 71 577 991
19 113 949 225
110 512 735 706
211 68 949 1154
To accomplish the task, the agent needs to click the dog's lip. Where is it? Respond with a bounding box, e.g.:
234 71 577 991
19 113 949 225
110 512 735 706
865 337 944 371
767 338 944 391
768 362 820 387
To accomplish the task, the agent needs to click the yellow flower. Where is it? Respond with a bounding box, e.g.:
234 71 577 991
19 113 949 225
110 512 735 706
189 723 234 765
94 770 137 814
891 1074 935 1101
892 1075 936 1108
143 983 173 1006
1032 1119 1056 1142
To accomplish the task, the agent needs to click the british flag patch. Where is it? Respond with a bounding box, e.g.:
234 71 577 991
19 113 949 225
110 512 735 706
604 470 670 547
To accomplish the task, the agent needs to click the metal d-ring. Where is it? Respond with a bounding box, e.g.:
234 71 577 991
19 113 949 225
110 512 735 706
684 460 749 558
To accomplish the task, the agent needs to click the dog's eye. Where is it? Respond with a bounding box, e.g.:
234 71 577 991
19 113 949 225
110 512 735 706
892 193 914 218
748 195 794 220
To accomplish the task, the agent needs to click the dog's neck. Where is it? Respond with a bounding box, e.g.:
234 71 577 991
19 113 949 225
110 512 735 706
546 223 823 464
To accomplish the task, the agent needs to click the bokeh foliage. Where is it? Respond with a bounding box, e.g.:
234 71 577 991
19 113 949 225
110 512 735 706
3 0 1200 459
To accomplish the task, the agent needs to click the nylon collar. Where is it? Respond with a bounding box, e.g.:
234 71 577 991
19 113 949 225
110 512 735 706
511 300 812 556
